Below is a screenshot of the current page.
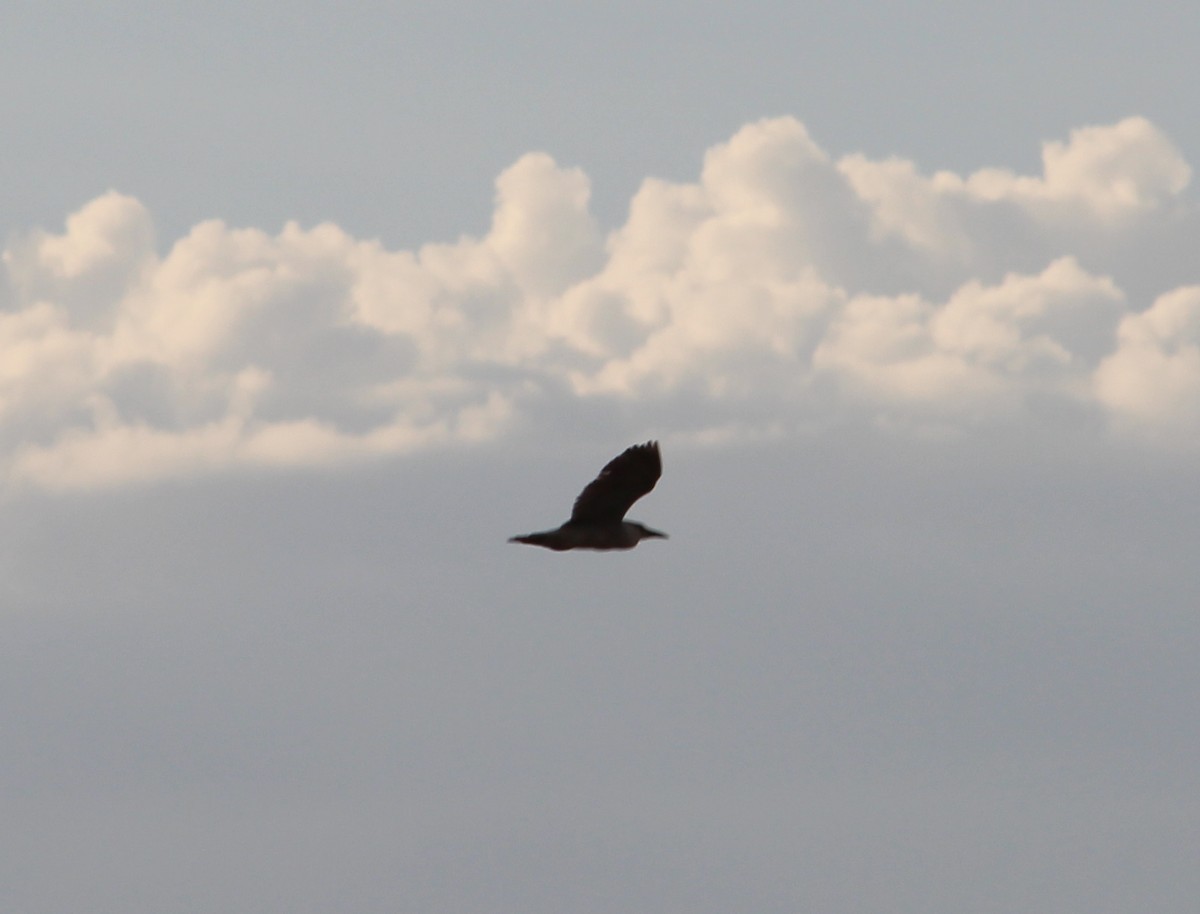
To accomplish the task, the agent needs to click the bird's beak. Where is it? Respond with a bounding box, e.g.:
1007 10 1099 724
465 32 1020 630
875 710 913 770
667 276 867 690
645 527 668 539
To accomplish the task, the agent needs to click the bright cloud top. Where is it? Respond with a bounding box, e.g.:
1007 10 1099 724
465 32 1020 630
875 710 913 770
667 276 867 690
1 116 1196 491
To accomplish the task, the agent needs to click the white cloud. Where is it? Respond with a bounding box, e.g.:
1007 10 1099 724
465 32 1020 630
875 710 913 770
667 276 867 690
963 117 1192 218
1 116 1197 491
1094 285 1200 430
840 116 1193 283
814 258 1124 417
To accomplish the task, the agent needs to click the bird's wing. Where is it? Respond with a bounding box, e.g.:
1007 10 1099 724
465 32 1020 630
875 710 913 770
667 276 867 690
570 441 662 523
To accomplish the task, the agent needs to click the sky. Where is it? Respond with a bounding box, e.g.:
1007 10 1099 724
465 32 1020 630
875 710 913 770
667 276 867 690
4 3 1200 912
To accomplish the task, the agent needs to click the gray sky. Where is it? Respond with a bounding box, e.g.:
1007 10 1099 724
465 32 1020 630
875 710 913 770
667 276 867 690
4 3 1200 913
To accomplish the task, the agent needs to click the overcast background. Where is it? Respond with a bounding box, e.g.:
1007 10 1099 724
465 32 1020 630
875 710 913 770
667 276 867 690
4 3 1200 913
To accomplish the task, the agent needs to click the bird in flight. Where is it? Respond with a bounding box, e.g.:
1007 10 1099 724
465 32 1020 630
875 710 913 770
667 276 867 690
509 441 668 551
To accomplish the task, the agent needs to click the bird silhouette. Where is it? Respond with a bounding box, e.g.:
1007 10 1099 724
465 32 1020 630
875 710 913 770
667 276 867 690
508 441 668 551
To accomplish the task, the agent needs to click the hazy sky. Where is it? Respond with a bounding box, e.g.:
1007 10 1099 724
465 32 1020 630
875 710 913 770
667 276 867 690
4 3 1199 913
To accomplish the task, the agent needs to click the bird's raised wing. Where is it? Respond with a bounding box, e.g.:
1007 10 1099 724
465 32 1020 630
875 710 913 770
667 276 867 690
570 441 662 523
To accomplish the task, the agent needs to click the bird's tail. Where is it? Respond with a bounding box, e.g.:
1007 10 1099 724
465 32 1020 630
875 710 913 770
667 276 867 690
507 531 561 550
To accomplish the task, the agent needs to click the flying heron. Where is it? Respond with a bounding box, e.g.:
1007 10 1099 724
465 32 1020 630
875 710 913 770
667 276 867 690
508 441 668 551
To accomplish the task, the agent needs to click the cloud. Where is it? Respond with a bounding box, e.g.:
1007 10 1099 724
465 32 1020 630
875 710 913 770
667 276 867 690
1 116 1197 491
1094 285 1200 430
840 116 1193 283
963 117 1192 217
814 258 1125 417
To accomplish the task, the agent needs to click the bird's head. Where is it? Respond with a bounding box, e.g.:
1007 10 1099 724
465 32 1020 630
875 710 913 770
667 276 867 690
631 522 668 542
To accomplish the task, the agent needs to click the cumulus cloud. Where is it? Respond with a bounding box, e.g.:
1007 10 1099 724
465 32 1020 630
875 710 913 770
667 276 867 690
814 258 1125 417
1 116 1197 491
1094 285 1200 430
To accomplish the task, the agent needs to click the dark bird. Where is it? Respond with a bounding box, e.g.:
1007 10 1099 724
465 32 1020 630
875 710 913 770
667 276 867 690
509 441 668 551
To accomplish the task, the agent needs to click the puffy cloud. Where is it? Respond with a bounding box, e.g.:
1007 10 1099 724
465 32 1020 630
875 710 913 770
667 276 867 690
3 192 156 331
814 258 1125 416
1 116 1197 491
1094 286 1200 431
11 191 156 284
486 152 604 297
963 117 1192 218
840 116 1193 288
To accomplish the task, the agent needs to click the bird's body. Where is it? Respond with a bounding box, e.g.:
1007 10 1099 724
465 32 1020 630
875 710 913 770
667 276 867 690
509 441 667 552
510 520 662 551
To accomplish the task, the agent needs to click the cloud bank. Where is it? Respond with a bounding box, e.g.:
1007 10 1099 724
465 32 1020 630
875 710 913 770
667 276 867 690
2 116 1196 491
